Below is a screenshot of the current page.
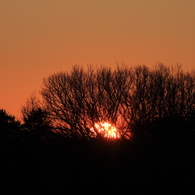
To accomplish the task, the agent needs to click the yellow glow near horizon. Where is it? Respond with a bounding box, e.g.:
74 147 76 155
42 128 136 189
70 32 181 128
91 122 120 139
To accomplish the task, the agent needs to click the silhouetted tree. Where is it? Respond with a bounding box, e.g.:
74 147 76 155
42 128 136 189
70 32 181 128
0 109 21 143
41 64 195 141
41 66 132 140
21 95 53 143
127 64 195 140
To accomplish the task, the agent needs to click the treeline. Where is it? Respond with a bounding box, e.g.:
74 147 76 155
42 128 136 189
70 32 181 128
1 63 195 194
1 64 195 144
41 64 195 141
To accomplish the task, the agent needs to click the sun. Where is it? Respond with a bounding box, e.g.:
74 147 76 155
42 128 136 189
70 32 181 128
91 122 120 139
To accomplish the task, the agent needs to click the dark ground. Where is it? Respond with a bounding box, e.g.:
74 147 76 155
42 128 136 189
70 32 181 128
1 137 195 194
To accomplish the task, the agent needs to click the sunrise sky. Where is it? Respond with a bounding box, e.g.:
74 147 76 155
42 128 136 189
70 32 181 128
0 0 195 118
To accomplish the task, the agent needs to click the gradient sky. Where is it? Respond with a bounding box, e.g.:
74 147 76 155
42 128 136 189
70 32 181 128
1 0 195 118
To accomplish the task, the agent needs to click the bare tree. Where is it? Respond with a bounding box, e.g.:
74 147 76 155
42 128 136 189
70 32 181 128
41 64 195 141
41 66 133 140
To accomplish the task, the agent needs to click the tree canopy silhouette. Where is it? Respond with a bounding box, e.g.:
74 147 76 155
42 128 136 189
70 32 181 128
1 64 195 194
41 66 132 140
0 109 21 143
21 94 53 143
41 64 195 141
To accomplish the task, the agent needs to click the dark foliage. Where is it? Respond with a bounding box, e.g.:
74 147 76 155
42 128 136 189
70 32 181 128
20 94 55 144
0 109 21 143
21 107 54 143
1 64 195 193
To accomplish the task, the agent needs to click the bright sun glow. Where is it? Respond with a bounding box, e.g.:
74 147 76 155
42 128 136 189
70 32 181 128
91 122 120 139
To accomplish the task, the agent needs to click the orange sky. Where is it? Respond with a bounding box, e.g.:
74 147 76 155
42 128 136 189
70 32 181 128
1 0 195 118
